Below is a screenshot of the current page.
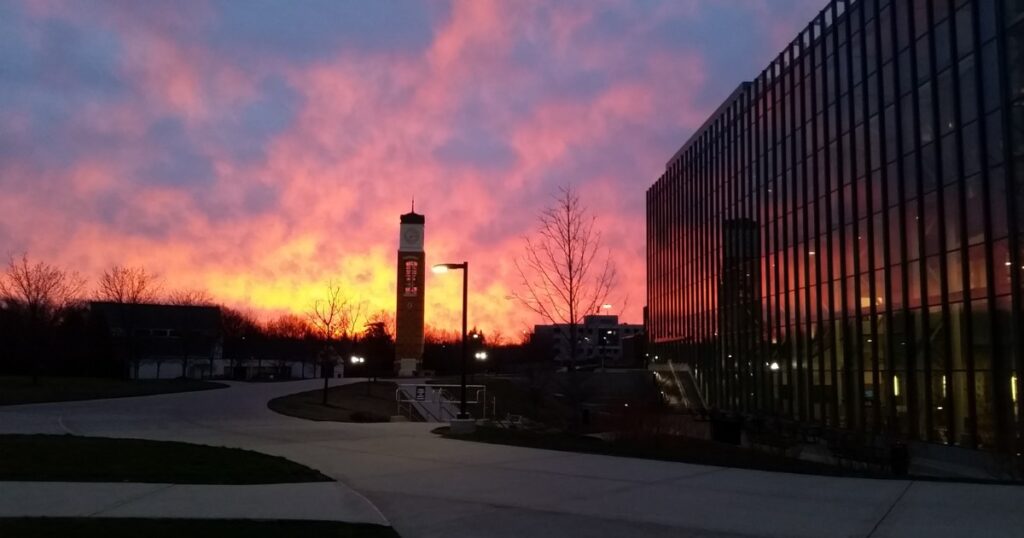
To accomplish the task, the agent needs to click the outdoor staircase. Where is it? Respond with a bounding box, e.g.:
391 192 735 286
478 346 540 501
396 385 461 422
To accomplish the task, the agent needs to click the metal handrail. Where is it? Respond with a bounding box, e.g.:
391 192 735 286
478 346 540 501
395 383 488 421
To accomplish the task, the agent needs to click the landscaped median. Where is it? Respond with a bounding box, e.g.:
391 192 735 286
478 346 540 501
0 434 397 537
435 424 874 478
268 381 414 422
0 434 330 483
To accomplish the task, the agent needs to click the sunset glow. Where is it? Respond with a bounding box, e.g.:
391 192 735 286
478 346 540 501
0 0 822 333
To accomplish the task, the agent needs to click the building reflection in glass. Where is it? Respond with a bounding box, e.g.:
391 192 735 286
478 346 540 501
647 0 1024 458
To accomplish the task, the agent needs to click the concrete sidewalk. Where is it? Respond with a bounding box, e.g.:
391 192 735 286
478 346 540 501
0 480 389 525
5 380 1024 537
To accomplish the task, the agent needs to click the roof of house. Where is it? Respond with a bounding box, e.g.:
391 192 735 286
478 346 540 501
89 302 221 334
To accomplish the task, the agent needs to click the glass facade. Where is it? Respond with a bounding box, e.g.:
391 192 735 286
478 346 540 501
647 0 1024 455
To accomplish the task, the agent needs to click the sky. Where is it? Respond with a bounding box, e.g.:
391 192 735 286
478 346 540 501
0 0 824 337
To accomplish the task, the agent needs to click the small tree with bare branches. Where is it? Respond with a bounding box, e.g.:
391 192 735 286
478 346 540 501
365 310 395 341
307 281 365 398
98 265 161 304
167 288 213 306
164 288 215 378
265 313 315 340
0 254 84 383
97 265 161 378
307 281 365 342
362 312 396 392
512 185 616 369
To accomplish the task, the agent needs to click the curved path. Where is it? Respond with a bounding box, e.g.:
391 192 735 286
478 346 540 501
1 379 1022 537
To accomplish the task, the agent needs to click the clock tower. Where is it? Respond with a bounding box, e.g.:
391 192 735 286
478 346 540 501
395 209 425 376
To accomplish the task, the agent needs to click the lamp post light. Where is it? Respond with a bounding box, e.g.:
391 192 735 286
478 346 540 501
432 261 470 419
472 350 488 384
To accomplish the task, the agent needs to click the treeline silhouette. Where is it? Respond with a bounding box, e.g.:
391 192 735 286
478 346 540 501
0 255 544 380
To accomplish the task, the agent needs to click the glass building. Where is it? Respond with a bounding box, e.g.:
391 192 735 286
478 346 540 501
647 0 1024 457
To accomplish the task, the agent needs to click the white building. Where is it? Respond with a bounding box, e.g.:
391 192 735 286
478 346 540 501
533 315 644 368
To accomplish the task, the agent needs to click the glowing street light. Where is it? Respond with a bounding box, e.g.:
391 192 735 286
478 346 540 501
432 261 470 419
474 351 488 360
350 355 365 365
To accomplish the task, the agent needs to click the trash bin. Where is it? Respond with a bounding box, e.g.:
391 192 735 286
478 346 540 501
890 441 909 476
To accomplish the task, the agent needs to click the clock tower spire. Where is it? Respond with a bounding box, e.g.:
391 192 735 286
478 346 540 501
395 208 425 376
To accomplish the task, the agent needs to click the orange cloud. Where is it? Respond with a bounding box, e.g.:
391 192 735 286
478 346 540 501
0 0 824 335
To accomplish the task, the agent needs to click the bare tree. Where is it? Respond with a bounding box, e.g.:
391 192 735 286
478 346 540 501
265 313 315 339
307 281 365 386
365 310 395 340
165 288 215 378
97 265 161 378
0 255 84 312
0 254 85 383
307 281 365 341
97 265 161 304
341 299 368 341
220 306 262 339
361 315 395 391
489 328 508 347
424 324 460 345
512 185 616 369
167 288 214 306
517 328 534 346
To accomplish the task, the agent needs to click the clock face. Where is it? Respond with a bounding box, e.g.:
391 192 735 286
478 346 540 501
399 225 423 251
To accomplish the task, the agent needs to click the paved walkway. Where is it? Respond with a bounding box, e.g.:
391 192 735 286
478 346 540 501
0 481 387 524
2 379 1023 537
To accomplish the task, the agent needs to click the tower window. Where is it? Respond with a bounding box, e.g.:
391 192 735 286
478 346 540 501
404 260 419 297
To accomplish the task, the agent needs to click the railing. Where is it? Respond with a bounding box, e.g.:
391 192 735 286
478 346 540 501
395 384 487 422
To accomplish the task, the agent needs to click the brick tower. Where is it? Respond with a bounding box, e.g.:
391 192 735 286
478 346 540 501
394 209 425 376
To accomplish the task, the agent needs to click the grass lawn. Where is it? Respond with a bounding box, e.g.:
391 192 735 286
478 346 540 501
268 381 409 422
0 434 331 484
0 376 226 406
439 425 877 478
0 518 399 538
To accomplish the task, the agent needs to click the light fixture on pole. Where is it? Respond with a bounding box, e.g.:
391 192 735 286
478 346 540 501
432 261 470 419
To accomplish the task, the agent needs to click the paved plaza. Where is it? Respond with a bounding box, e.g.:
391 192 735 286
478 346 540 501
1 379 1022 537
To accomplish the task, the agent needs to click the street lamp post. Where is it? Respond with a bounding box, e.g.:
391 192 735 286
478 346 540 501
433 261 470 419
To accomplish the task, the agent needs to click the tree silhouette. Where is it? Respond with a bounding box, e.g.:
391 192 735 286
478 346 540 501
265 313 315 339
0 254 84 383
512 185 616 368
307 281 365 341
97 265 161 378
166 288 215 378
167 288 214 306
97 265 161 304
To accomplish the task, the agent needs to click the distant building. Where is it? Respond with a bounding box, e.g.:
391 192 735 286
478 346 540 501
220 337 327 380
533 315 644 368
90 302 222 379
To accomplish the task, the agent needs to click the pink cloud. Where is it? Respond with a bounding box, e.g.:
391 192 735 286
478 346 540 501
0 0 823 334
